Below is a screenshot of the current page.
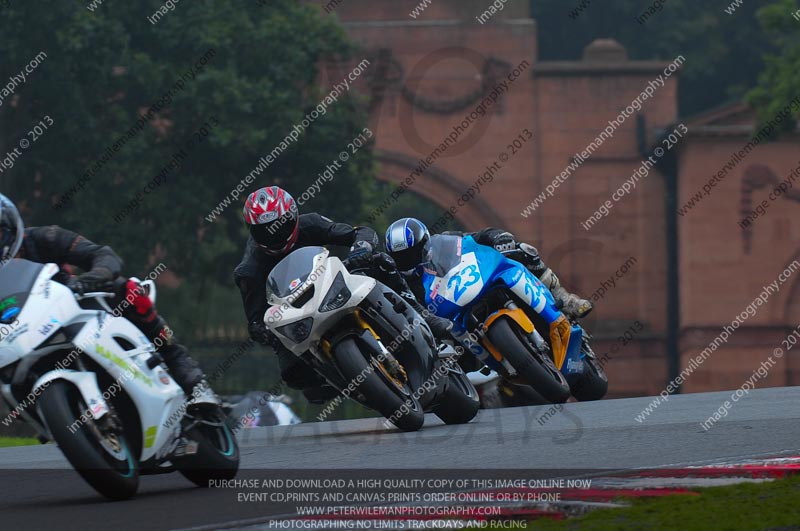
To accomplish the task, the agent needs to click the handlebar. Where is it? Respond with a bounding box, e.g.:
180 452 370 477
73 292 116 300
73 291 116 314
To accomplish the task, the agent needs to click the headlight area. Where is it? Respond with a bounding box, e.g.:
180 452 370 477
276 317 314 343
319 272 351 312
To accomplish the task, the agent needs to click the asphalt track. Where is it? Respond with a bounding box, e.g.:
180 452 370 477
1 386 798 531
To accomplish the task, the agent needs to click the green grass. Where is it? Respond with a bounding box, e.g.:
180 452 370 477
0 436 38 448
470 474 800 531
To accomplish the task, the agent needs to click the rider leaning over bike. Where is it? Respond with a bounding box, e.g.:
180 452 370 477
0 193 217 408
234 186 453 403
384 217 592 389
384 217 593 320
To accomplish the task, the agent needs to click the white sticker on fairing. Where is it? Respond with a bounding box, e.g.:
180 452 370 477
439 252 484 307
510 271 547 314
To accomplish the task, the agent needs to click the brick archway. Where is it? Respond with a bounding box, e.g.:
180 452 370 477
375 149 504 231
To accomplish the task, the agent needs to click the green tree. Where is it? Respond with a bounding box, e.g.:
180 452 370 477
530 0 778 117
747 0 800 134
0 1 375 334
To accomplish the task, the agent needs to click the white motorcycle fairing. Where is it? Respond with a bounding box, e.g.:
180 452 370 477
0 261 185 462
264 247 376 360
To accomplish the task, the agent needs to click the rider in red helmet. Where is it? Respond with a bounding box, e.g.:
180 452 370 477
234 186 379 402
241 186 302 256
234 186 452 403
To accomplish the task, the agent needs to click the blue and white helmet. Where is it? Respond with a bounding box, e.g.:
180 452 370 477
0 194 23 265
385 217 430 271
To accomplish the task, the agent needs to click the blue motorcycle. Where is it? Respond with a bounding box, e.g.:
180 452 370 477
421 234 607 404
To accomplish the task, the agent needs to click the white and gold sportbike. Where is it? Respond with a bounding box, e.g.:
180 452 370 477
0 259 238 500
264 246 479 432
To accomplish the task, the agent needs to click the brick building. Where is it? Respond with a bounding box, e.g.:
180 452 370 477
320 0 800 397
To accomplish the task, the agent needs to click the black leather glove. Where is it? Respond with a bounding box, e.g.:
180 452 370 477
248 320 282 349
67 270 115 294
346 240 374 271
372 252 397 273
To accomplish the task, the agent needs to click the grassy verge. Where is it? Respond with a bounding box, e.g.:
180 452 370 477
0 437 38 448
469 474 800 531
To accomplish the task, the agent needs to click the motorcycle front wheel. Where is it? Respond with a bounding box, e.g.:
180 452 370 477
334 338 424 431
38 380 139 500
486 318 571 404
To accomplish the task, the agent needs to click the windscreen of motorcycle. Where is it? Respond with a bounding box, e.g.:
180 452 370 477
0 259 44 323
424 235 463 277
267 246 325 298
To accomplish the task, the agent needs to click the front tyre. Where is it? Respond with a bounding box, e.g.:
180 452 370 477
334 338 424 432
37 381 139 501
486 318 571 404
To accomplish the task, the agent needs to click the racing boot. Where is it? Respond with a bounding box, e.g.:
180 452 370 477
159 342 204 393
159 339 222 414
539 268 593 319
511 245 593 319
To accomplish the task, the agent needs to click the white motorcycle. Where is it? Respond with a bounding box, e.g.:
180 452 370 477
0 259 239 500
264 246 480 431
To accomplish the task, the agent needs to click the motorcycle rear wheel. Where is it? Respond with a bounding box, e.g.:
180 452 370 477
432 365 480 424
175 418 240 487
569 354 608 401
38 380 139 501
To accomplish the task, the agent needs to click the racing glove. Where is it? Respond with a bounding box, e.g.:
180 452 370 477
372 251 397 273
67 269 116 294
346 240 374 271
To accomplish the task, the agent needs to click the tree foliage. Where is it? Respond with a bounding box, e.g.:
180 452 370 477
0 0 373 282
747 0 800 134
530 0 778 118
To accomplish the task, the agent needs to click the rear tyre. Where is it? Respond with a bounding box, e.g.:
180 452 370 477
432 366 480 425
38 381 139 501
334 338 424 432
486 318 571 404
569 355 608 401
176 417 240 487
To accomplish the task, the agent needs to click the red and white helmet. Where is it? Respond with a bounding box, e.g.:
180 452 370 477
243 186 299 255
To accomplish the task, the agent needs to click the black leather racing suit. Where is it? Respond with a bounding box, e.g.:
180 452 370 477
18 226 205 393
234 213 380 390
